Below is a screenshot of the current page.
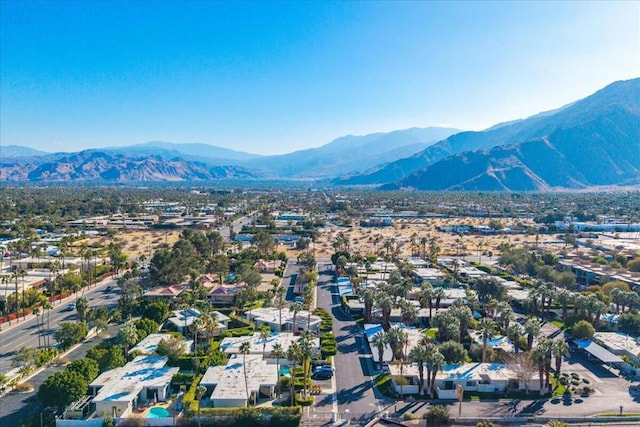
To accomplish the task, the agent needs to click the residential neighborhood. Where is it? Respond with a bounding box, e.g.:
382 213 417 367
0 190 639 427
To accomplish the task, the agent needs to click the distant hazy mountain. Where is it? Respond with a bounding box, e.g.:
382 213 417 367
333 92 598 185
0 150 260 182
0 145 49 158
380 78 640 191
103 141 261 165
248 127 461 178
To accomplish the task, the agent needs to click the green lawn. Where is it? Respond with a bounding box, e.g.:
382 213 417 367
425 328 438 340
550 319 565 329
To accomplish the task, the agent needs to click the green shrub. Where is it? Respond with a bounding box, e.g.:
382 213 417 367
182 374 203 416
424 405 450 425
321 345 337 357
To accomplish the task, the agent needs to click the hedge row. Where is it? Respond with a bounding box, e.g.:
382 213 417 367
320 332 337 358
192 407 302 427
182 373 204 415
315 308 333 333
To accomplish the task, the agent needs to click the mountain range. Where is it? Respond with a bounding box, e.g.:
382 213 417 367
2 78 639 189
342 78 640 190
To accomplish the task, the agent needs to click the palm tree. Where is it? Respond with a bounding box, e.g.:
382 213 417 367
478 318 496 363
76 297 89 323
275 285 285 327
507 323 523 353
286 341 302 406
259 325 271 358
239 341 252 406
551 339 569 379
192 316 204 351
375 293 394 331
419 283 435 322
556 288 574 323
289 302 303 334
524 318 542 351
271 343 284 403
370 332 387 370
298 330 314 399
42 300 53 348
426 348 446 397
433 287 445 311
200 312 219 346
361 288 375 323
118 320 139 356
33 307 42 348
385 326 405 361
449 303 473 343
531 339 551 395
408 344 428 396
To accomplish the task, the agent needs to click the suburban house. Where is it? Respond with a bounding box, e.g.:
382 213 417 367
128 333 193 355
199 354 278 407
206 282 246 306
143 284 188 301
414 268 447 286
389 362 542 398
245 307 322 333
165 308 201 333
219 332 320 362
364 324 425 365
469 331 517 353
253 259 277 273
89 356 179 418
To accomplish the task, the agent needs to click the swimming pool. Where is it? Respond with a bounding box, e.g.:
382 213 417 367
279 366 291 376
147 407 171 418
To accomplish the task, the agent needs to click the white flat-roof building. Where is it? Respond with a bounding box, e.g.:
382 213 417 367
469 331 516 353
128 333 193 355
200 354 278 407
219 332 320 363
389 362 541 398
594 332 640 364
165 308 201 333
364 324 425 364
89 356 178 418
414 268 447 285
245 307 322 333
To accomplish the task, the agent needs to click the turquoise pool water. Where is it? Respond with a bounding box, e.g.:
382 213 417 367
147 407 171 418
279 366 291 376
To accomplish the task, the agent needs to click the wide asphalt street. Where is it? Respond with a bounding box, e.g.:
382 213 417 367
314 258 387 425
0 323 122 426
0 275 119 375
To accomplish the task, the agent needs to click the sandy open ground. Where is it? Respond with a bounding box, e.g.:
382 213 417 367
313 217 540 259
74 217 547 263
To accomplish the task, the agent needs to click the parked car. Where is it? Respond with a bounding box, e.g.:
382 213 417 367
313 366 335 374
63 303 76 312
294 296 304 304
312 370 333 380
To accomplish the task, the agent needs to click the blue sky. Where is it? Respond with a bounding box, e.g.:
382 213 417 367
1 1 638 155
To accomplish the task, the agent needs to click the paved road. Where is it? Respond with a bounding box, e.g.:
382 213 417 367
0 323 121 427
314 258 386 425
217 212 257 239
0 275 119 375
